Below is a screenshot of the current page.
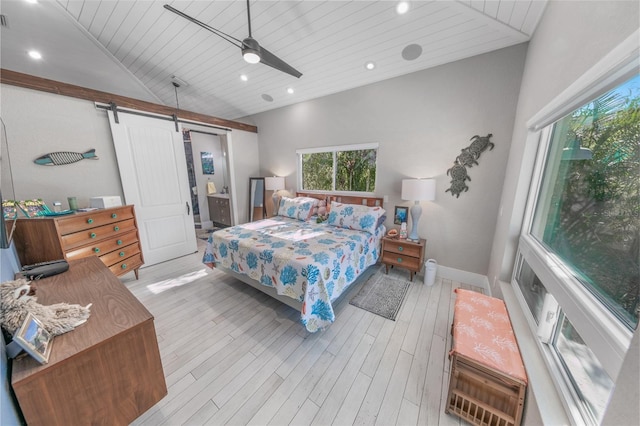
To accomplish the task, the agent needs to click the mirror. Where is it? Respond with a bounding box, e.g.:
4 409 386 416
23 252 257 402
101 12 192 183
249 177 266 222
1 117 16 248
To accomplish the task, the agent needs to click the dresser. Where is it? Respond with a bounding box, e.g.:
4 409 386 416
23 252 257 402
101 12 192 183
12 205 144 278
208 195 231 226
11 256 166 426
381 237 426 281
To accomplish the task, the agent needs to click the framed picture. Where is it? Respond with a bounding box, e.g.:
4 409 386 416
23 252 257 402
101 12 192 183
394 206 408 225
200 152 215 175
14 312 54 364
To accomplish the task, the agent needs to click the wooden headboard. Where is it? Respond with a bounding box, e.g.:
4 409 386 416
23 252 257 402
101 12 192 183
296 192 384 208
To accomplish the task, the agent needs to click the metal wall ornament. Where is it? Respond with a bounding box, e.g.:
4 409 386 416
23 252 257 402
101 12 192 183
34 149 98 166
445 133 494 198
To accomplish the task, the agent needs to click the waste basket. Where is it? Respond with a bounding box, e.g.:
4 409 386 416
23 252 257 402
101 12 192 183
424 259 437 286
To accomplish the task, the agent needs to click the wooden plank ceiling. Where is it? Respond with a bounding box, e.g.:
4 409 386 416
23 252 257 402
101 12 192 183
2 1 546 120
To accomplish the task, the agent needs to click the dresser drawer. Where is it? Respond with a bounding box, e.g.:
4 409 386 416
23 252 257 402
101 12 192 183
61 218 137 251
382 252 421 270
383 241 422 258
100 243 141 267
56 206 134 235
109 253 143 277
65 230 139 261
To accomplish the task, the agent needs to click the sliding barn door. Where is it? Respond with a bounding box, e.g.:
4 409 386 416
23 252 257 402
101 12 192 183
107 111 197 266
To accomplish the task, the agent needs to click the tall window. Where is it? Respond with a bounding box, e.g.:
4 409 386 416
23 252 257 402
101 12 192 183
297 143 378 193
514 72 638 424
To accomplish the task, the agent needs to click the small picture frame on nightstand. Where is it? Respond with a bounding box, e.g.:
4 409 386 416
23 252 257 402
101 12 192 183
394 206 408 225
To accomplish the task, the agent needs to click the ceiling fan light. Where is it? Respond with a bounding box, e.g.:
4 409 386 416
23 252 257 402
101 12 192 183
243 51 261 64
242 37 261 64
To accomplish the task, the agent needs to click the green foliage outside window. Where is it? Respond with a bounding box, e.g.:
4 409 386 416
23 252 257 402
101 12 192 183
302 152 333 190
302 148 377 192
533 75 639 328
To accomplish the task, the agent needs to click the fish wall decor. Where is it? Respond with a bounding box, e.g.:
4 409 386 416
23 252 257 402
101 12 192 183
34 149 99 166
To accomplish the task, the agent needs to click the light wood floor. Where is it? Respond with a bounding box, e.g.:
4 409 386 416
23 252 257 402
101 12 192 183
123 239 484 426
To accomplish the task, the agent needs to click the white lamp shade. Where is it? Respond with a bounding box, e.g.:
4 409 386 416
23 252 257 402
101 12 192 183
401 178 436 201
265 176 285 191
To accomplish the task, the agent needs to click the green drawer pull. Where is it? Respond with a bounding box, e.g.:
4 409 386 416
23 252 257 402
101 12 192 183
114 226 119 231
87 218 93 224
93 247 100 253
117 239 123 245
119 251 125 257
111 213 117 219
398 246 403 251
121 264 127 269
397 257 402 263
90 232 96 238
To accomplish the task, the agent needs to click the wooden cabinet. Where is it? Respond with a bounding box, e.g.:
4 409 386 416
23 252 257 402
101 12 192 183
11 256 166 426
381 237 426 281
208 195 231 226
12 205 144 278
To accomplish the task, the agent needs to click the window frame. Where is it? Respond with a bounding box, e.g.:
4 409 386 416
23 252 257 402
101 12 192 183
511 30 638 424
296 142 379 194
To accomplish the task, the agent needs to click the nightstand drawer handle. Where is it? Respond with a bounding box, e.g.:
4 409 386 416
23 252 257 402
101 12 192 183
121 263 127 270
93 247 100 253
90 232 96 238
397 257 402 263
398 246 403 251
111 213 117 219
114 226 119 231
87 218 93 224
117 239 123 245
119 251 125 257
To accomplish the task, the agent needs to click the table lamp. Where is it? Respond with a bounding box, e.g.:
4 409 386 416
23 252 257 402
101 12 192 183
265 176 285 216
401 178 436 242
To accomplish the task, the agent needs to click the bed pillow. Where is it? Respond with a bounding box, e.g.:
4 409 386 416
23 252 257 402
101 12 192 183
278 197 319 221
327 201 386 234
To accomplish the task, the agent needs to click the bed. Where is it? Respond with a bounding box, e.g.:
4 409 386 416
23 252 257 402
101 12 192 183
203 193 385 332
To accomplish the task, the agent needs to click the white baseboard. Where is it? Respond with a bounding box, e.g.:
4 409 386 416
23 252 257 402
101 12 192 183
436 265 491 296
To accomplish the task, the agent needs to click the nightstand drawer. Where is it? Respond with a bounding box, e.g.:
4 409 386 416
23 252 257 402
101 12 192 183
384 241 422 258
382 252 421 270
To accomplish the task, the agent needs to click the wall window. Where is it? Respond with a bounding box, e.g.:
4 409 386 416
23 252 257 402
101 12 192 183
514 71 638 424
297 143 378 193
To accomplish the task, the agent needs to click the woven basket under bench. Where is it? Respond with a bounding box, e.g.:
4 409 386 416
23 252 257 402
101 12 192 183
446 289 528 426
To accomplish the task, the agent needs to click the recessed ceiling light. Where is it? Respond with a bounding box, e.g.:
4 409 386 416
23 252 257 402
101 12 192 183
28 50 42 60
396 2 410 15
240 74 248 82
365 61 376 70
287 87 294 94
24 0 38 4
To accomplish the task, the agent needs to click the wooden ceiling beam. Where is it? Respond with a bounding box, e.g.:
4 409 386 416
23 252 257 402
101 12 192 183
0 69 257 133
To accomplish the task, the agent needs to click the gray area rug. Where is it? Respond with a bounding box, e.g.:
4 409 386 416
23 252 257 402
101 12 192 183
349 269 411 320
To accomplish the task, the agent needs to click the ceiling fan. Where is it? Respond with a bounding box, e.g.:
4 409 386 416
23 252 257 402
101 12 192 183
164 1 302 78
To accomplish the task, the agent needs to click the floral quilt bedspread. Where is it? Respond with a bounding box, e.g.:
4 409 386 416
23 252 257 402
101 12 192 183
203 217 385 332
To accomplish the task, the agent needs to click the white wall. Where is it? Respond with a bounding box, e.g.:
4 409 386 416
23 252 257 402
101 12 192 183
243 44 527 275
226 130 260 225
0 85 124 209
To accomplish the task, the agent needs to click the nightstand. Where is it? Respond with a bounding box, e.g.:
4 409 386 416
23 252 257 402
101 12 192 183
381 237 426 281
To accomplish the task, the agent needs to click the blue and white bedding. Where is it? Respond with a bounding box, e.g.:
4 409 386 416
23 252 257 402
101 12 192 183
203 217 385 332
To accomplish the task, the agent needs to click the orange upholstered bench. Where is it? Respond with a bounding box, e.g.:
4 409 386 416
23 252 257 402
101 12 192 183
446 289 527 426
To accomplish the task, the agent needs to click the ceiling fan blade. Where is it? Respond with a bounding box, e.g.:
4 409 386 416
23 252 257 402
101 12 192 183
164 4 243 48
258 45 302 78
